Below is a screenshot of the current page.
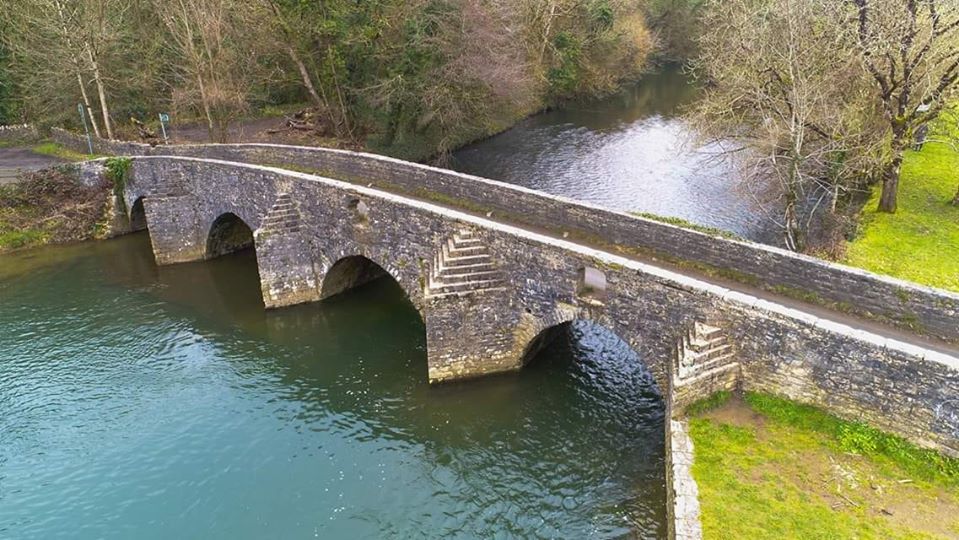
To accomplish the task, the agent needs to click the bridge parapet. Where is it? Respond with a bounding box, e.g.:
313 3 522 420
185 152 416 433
51 127 959 345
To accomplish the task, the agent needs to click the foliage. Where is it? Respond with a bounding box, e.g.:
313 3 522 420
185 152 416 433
104 157 131 214
688 0 885 252
841 0 959 213
846 139 959 293
689 392 959 539
0 0 657 160
0 41 15 124
688 0 959 251
642 0 705 59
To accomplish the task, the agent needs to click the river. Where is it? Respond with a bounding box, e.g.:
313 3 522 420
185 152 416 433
0 234 667 538
452 65 771 242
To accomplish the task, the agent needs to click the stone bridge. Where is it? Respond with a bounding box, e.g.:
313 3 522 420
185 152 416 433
99 154 959 459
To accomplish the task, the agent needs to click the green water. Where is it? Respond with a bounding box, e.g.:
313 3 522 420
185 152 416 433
0 234 666 538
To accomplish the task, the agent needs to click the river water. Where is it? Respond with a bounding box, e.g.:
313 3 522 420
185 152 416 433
452 66 771 242
0 234 667 538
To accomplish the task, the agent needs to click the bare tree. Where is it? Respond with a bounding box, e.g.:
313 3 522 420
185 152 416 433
77 0 129 139
158 0 267 141
690 0 883 251
52 0 102 137
261 0 326 110
1 0 111 135
844 0 959 213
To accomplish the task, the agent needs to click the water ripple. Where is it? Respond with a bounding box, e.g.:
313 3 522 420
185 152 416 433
1 235 666 539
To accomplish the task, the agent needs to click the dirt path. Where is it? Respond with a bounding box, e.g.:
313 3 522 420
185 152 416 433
0 147 65 185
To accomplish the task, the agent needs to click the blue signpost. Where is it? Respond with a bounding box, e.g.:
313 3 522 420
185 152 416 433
77 103 94 155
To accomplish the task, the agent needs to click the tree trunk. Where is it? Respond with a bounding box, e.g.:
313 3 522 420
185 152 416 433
195 72 215 141
784 205 802 252
539 1 557 65
327 48 352 139
75 69 101 138
288 47 324 109
55 0 101 138
878 144 905 213
87 46 113 140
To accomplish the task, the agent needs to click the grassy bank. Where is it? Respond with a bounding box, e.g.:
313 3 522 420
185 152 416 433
31 141 99 162
846 141 959 293
0 168 109 252
688 392 959 539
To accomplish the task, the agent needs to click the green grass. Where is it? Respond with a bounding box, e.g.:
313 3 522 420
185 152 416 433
31 142 99 162
689 392 959 539
743 393 959 484
630 211 742 240
0 228 47 250
846 141 959 293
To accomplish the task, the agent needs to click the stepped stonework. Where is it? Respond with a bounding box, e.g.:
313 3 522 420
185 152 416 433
676 323 737 380
260 193 302 235
672 322 741 412
426 229 505 299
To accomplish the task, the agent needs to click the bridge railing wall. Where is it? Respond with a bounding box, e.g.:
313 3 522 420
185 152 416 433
50 127 959 343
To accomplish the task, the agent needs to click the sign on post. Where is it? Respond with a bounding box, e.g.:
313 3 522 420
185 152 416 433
158 113 170 144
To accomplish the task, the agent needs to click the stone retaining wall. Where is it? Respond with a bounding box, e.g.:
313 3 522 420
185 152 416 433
50 128 959 345
666 419 703 540
0 124 38 144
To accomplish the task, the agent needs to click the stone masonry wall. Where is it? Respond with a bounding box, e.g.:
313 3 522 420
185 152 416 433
0 124 38 144
50 128 959 345
666 419 703 540
117 156 959 457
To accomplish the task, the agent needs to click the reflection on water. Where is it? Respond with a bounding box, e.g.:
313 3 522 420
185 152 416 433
452 66 771 242
0 234 666 538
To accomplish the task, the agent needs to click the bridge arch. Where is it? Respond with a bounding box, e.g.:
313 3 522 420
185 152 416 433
206 212 255 259
519 312 665 396
319 253 424 316
129 197 148 232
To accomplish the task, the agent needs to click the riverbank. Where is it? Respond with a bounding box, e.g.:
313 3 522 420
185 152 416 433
0 166 114 252
688 392 959 539
846 139 959 293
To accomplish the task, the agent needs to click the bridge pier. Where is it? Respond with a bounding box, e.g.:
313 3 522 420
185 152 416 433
424 294 528 383
255 231 322 309
142 196 206 265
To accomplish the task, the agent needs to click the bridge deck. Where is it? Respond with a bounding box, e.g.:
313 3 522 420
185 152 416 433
286 161 958 359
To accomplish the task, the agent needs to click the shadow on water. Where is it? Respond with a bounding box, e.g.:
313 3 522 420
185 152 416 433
0 233 667 538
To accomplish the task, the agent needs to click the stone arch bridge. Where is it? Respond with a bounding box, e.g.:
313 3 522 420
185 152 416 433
98 154 959 457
